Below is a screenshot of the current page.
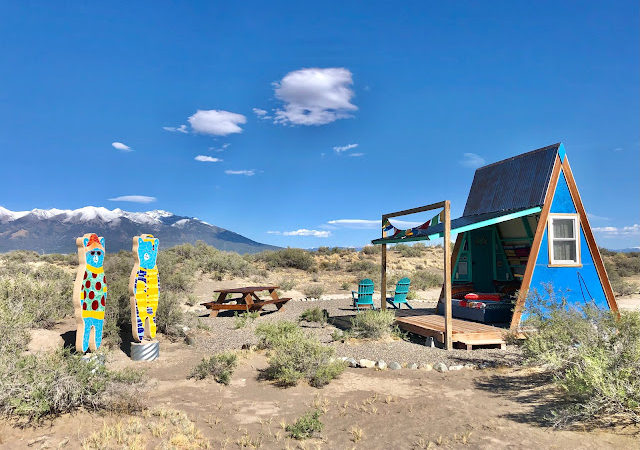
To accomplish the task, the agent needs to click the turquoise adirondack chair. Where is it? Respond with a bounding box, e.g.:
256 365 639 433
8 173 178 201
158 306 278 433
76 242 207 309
352 279 375 310
386 277 412 309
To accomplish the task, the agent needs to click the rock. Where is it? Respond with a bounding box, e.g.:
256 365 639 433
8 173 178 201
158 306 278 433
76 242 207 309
182 326 190 333
346 358 358 368
27 436 49 447
358 359 375 369
464 363 476 370
339 356 348 362
448 364 464 371
376 360 387 370
419 363 433 371
408 363 419 369
57 438 70 448
435 362 448 372
479 363 489 369
27 330 63 353
389 361 402 370
184 333 196 346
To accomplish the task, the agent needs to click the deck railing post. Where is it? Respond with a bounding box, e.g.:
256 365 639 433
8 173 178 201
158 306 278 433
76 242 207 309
443 200 452 350
381 236 387 310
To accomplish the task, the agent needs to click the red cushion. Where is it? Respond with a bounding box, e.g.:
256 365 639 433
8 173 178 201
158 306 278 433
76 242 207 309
464 293 501 301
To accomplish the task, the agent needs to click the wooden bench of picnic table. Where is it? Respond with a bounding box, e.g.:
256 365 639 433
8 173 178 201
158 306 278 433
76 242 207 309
200 285 290 317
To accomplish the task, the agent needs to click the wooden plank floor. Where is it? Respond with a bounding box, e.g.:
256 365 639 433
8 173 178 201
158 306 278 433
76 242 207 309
395 313 507 348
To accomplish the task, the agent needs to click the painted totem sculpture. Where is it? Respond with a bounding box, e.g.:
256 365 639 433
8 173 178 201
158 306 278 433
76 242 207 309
73 233 107 353
129 234 160 342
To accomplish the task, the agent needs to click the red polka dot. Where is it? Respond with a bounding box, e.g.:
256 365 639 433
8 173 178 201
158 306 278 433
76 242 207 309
85 280 90 288
83 303 87 310
101 298 105 306
89 291 95 300
91 301 98 310
96 282 101 290
83 272 87 279
103 276 107 284
92 273 97 278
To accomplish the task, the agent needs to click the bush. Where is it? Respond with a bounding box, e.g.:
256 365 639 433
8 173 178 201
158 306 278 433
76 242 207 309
155 291 185 340
350 309 396 339
256 322 345 387
278 278 296 291
0 348 145 423
394 243 424 258
361 245 380 255
234 311 259 329
411 269 443 290
254 248 315 271
303 284 324 299
188 351 237 385
286 409 324 439
299 307 328 325
521 285 640 427
346 260 377 273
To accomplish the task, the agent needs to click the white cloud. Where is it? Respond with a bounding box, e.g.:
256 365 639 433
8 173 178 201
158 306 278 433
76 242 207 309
273 67 357 125
209 143 230 152
460 153 486 168
593 224 640 236
188 110 247 136
613 147 623 152
225 169 256 176
112 142 132 151
333 143 358 153
108 195 156 203
163 124 188 133
327 218 421 229
284 229 331 237
194 155 222 162
348 152 365 157
587 213 610 222
252 108 272 119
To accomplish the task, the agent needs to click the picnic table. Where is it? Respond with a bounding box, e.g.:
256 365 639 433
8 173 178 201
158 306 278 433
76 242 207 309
201 285 291 317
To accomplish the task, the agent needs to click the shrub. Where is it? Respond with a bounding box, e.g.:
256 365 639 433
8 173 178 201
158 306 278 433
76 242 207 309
350 309 396 339
346 260 377 273
394 243 424 258
254 248 315 271
0 348 145 423
411 269 443 290
278 278 296 291
340 282 350 290
319 260 342 271
303 284 324 299
521 285 640 427
299 307 328 325
155 291 185 340
234 311 259 329
286 410 323 440
256 322 345 387
361 245 380 255
188 351 237 385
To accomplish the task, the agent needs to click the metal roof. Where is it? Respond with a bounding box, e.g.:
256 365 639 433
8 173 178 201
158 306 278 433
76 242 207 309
463 143 559 217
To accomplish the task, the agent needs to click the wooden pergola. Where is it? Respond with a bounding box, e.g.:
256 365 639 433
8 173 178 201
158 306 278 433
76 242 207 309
374 201 453 350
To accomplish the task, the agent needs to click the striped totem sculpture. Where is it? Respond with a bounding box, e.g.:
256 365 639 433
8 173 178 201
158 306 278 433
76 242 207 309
73 233 107 353
129 234 160 342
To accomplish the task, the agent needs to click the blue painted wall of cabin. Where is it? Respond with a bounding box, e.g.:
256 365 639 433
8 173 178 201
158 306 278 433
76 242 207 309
523 171 608 322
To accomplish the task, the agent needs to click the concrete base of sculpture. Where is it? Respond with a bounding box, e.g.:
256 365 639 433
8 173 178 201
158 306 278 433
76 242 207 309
131 341 159 361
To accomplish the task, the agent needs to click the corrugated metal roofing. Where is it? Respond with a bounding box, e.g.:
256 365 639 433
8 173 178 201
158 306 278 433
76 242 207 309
462 143 559 217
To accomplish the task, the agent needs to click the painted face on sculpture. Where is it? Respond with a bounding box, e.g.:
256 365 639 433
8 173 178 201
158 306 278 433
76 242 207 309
138 238 159 269
83 235 105 267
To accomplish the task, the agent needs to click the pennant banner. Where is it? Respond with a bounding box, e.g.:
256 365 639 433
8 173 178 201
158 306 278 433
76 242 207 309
382 210 443 240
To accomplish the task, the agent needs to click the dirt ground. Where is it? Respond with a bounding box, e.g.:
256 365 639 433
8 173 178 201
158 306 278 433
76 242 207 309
2 334 639 449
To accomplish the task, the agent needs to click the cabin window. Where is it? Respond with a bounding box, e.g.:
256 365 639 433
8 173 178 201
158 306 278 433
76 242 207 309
548 214 581 266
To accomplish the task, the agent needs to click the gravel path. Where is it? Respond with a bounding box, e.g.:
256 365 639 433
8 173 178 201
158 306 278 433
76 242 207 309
191 298 522 367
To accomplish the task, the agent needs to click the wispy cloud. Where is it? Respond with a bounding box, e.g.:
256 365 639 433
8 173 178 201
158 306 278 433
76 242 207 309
163 124 188 133
188 109 247 136
327 218 421 229
593 224 640 236
252 108 272 120
112 142 132 151
587 213 611 222
460 153 486 168
273 67 357 126
333 143 358 153
225 169 256 176
268 229 331 237
209 143 230 152
194 155 222 162
348 152 365 157
108 195 156 203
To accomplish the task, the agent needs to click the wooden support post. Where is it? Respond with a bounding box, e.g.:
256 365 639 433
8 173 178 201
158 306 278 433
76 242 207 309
443 200 452 350
381 242 387 310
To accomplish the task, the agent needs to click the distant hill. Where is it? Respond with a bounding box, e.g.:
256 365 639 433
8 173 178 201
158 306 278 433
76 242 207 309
0 206 279 254
616 247 640 253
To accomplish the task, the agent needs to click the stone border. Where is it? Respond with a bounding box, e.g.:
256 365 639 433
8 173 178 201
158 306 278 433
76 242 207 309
336 357 484 372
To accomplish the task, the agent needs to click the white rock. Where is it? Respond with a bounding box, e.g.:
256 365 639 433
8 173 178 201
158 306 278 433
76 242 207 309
376 360 387 370
359 359 375 369
419 363 433 371
389 361 402 370
346 358 358 368
464 363 476 370
435 362 448 372
448 364 464 371
408 363 419 369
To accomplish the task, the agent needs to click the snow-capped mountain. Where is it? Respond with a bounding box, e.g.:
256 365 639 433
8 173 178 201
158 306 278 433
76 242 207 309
0 206 279 254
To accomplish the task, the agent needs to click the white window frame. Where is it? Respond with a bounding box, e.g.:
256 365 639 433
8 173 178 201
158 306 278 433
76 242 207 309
548 213 581 267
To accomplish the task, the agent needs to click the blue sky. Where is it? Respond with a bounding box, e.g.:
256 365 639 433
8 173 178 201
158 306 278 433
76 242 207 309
0 1 638 249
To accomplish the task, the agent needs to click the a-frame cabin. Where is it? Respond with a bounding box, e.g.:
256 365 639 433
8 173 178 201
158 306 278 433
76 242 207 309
372 143 618 349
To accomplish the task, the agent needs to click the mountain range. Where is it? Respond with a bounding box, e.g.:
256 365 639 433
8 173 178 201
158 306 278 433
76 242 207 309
0 206 279 254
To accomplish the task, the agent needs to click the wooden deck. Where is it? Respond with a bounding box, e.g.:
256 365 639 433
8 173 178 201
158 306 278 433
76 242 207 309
395 312 507 350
